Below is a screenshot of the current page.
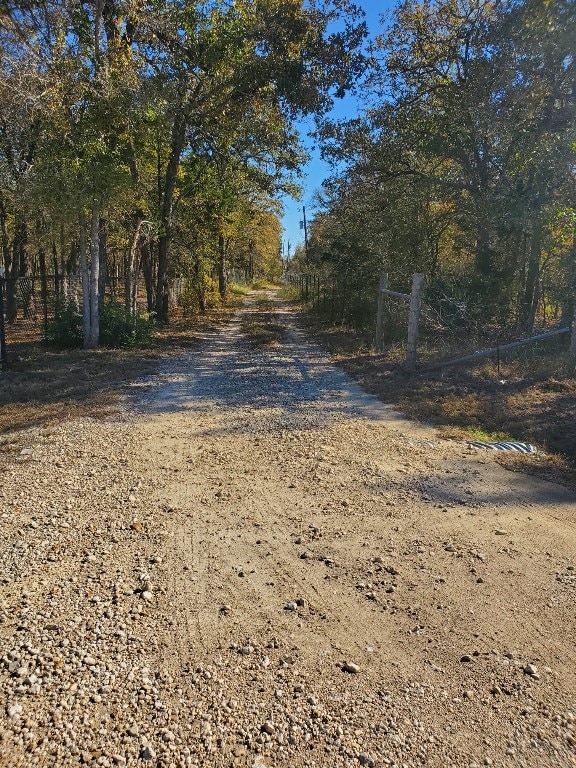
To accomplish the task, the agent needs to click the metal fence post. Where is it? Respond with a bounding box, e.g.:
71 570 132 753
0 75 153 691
571 305 576 355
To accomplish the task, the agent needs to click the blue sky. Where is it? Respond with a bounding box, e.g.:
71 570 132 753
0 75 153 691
280 1 396 256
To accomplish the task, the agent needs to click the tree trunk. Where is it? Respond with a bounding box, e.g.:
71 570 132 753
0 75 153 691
17 217 30 278
193 252 206 313
0 197 10 332
141 239 155 313
6 215 27 322
217 232 227 298
52 241 60 297
38 246 49 337
79 209 91 347
126 216 142 313
156 234 170 323
155 111 187 323
0 196 9 276
60 222 68 299
98 214 107 306
520 213 542 334
88 205 100 348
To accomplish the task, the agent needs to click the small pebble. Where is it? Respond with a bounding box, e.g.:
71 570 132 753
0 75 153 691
524 663 539 677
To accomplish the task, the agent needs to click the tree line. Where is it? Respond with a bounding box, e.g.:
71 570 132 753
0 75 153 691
0 0 366 346
300 0 576 337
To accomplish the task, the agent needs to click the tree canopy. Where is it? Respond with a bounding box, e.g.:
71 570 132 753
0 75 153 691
0 0 366 342
308 0 576 334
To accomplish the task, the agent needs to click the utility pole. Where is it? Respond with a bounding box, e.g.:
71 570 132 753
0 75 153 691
301 206 309 262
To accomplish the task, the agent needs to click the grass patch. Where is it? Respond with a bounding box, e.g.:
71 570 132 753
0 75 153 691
301 308 576 487
250 278 278 290
240 320 284 347
277 283 301 302
465 427 515 443
229 282 251 297
0 303 238 436
0 346 158 436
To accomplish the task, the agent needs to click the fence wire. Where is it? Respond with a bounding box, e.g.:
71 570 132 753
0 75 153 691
0 274 188 356
286 270 572 370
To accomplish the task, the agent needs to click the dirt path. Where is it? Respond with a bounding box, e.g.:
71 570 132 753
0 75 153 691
1 292 575 768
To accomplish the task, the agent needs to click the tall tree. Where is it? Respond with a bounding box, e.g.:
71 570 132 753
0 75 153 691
134 0 366 321
314 0 576 330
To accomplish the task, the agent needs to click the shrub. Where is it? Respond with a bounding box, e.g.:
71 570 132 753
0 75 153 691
250 277 276 290
228 281 251 297
46 301 154 349
99 303 155 347
179 276 222 315
45 300 83 348
278 283 300 302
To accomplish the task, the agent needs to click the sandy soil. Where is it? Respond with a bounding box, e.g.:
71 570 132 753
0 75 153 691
0 292 575 768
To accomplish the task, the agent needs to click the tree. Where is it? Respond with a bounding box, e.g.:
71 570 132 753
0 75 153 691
313 0 576 331
0 0 366 343
133 0 366 321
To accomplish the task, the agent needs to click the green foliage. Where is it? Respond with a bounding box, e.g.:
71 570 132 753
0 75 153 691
0 0 366 331
229 282 251 297
45 300 83 348
179 277 222 316
99 304 155 348
250 278 276 290
46 300 155 349
312 0 576 336
278 283 300 302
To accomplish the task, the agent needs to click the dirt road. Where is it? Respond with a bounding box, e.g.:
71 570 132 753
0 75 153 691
1 292 575 768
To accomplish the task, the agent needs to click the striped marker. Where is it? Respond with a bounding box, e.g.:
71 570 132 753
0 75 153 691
468 441 537 453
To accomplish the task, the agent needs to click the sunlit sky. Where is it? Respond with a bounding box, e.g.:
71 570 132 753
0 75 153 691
280 1 396 257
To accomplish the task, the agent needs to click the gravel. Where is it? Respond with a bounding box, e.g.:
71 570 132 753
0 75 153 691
1 293 575 768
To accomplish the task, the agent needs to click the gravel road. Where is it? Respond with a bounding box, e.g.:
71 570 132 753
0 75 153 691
1 292 575 768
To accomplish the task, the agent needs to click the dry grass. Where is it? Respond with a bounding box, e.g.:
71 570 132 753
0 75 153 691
240 319 285 347
302 311 576 488
0 303 238 436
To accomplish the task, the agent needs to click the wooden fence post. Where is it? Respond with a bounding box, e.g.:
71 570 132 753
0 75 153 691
375 272 388 352
405 273 425 372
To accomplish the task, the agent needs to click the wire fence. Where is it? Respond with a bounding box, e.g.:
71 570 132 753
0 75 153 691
0 274 189 362
285 270 575 371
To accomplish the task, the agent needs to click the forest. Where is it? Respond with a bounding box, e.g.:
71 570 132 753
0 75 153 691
297 0 576 340
0 0 365 347
1 0 575 351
